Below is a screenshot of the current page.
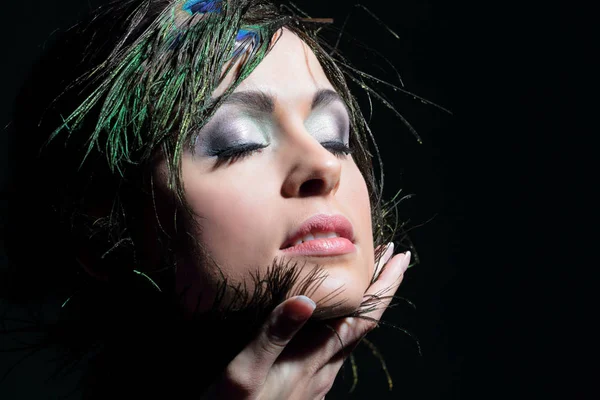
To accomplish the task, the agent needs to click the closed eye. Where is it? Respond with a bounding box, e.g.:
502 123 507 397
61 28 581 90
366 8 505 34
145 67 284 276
321 141 353 158
209 142 268 167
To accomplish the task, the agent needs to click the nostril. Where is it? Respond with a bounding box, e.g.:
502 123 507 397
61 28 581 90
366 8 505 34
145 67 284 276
298 179 326 197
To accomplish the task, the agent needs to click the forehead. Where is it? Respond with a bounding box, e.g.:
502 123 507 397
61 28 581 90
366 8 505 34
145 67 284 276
214 28 334 101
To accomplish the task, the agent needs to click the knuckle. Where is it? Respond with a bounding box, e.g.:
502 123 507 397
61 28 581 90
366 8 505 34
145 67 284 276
364 318 379 332
222 366 256 396
320 379 335 398
258 339 285 360
308 359 324 377
356 318 378 338
264 325 292 350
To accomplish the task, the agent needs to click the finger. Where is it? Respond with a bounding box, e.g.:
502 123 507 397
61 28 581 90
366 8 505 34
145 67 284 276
373 242 395 279
342 250 410 338
364 251 411 318
367 250 411 298
226 295 316 385
283 252 410 385
313 252 411 367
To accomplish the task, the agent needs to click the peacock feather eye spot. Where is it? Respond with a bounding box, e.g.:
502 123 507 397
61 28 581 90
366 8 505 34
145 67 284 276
182 0 222 15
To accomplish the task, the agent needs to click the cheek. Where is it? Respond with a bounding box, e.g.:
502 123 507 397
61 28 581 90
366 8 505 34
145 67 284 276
340 161 375 277
181 161 280 280
345 163 372 215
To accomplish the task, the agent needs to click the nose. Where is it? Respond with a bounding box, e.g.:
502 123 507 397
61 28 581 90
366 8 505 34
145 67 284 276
280 125 343 198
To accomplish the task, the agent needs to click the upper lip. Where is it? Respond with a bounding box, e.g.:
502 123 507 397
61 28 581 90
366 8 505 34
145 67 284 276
280 213 355 249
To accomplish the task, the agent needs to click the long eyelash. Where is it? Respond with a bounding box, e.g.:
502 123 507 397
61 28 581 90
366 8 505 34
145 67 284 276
207 141 351 166
321 141 354 158
210 143 267 166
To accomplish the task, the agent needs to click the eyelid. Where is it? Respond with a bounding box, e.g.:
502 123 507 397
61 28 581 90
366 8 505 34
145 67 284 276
209 142 269 167
320 141 353 158
304 110 350 143
207 142 268 158
193 113 271 157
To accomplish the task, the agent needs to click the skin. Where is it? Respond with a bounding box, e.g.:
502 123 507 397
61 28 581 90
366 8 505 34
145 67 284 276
153 28 411 399
156 29 376 317
205 248 410 400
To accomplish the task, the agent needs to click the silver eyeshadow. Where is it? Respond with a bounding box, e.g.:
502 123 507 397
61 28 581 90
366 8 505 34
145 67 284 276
194 109 271 156
304 105 350 144
194 101 350 157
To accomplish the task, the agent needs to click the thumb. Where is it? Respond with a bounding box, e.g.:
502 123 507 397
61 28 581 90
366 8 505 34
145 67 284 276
227 295 316 382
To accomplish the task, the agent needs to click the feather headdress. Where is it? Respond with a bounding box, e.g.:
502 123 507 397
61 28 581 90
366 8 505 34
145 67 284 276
49 0 287 194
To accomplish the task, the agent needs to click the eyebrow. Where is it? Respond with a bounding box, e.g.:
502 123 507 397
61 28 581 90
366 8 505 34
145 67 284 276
311 89 344 110
219 90 275 113
215 89 344 114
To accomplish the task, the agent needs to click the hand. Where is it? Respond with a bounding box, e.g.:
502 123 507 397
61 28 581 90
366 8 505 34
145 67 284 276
202 247 411 400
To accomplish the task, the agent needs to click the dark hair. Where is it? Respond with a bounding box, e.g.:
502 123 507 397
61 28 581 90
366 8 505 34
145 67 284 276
5 0 412 296
2 0 419 396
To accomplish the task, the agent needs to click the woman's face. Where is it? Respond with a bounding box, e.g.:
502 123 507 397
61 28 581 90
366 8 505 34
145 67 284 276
157 29 374 318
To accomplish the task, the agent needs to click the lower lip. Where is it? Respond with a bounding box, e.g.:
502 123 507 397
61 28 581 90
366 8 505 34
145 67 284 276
281 237 356 256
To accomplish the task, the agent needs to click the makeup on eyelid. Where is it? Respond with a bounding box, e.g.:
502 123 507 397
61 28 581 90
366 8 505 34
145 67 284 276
194 101 350 157
170 28 374 319
195 113 271 156
304 109 350 144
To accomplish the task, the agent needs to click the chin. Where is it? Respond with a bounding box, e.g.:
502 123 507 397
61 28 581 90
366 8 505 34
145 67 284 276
304 266 371 320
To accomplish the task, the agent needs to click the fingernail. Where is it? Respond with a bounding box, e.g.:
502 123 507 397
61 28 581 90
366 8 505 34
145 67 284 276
295 295 316 311
274 296 315 335
383 242 395 264
402 251 412 273
281 296 315 326
375 242 394 276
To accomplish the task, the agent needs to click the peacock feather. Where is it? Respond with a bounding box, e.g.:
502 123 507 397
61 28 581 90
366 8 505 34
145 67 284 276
49 0 287 204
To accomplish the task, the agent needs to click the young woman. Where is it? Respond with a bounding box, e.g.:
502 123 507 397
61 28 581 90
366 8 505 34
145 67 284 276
3 0 415 398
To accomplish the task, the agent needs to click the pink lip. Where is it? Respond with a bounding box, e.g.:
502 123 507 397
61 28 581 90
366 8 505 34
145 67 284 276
281 214 356 257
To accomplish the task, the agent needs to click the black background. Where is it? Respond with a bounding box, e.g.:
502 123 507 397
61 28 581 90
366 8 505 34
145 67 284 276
0 0 591 399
